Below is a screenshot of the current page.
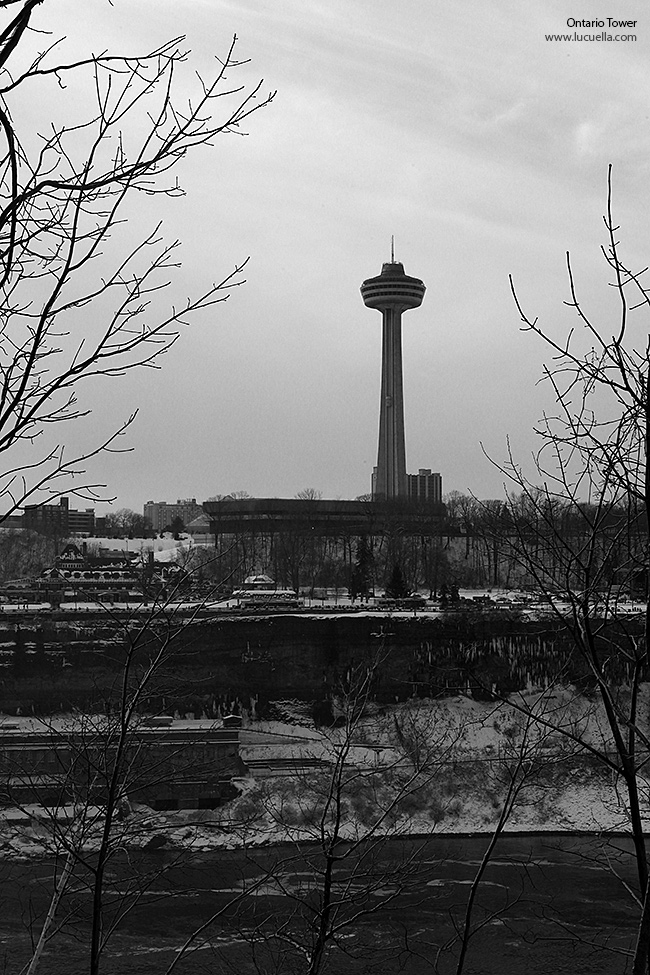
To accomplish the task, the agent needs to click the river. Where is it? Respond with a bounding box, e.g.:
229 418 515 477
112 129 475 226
1 833 640 974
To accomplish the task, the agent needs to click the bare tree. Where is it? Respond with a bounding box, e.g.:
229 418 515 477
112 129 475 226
497 166 650 973
0 4 275 967
0 525 54 580
195 655 552 975
103 508 147 537
0 2 274 518
3 614 586 974
295 487 323 501
1 557 244 975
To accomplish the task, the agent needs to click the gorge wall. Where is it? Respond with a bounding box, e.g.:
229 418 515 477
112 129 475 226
0 611 639 717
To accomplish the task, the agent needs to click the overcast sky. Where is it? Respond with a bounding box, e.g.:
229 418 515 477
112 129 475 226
21 0 650 513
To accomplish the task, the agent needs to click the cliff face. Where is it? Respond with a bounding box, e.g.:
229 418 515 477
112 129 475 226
0 611 640 716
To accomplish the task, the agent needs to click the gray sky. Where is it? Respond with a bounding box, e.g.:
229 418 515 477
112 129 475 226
25 0 650 513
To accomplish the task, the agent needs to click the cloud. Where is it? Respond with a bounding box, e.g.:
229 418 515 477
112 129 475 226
16 0 650 507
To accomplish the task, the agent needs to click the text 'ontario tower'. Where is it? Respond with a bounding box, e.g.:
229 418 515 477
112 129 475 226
361 253 426 499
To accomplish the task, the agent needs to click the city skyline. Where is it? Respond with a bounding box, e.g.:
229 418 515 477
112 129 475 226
19 0 650 517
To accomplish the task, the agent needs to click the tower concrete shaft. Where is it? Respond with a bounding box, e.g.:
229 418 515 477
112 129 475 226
377 307 407 497
360 260 426 500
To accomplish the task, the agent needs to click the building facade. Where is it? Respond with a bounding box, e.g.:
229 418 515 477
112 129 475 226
0 719 244 810
143 498 204 533
23 497 95 536
407 469 443 504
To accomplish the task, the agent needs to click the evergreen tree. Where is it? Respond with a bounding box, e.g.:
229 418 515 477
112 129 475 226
386 563 409 599
350 535 373 601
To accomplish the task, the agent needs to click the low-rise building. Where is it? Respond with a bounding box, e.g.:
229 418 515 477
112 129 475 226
37 542 143 603
0 717 245 810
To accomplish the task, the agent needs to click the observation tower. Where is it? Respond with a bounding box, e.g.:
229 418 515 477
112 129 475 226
361 248 426 499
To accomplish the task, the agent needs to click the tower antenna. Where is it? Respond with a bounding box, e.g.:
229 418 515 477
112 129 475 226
391 235 395 262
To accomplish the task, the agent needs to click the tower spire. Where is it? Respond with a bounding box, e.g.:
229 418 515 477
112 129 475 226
391 235 395 263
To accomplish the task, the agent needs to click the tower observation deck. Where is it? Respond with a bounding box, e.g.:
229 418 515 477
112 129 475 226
361 258 426 499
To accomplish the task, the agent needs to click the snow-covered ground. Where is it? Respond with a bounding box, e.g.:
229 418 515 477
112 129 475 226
1 688 647 859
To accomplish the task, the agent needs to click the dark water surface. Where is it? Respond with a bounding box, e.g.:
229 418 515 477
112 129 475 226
0 833 640 974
